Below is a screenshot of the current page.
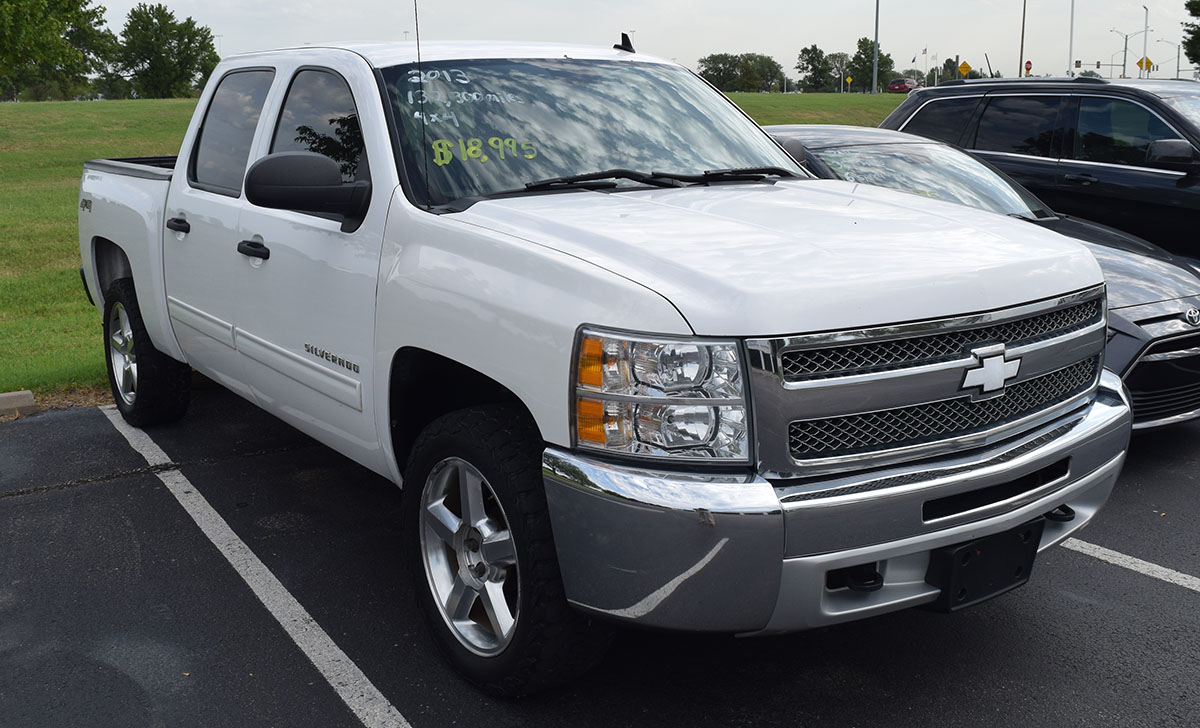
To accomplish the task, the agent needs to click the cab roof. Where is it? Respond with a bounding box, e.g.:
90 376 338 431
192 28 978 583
226 40 672 69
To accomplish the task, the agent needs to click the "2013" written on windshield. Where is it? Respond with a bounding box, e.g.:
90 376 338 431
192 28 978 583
408 69 471 84
432 137 538 166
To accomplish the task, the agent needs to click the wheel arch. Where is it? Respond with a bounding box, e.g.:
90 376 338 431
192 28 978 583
388 347 539 476
90 236 134 309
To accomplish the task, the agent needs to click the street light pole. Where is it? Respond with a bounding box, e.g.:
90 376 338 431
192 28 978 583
872 0 880 93
1142 6 1149 78
1112 27 1152 78
1158 38 1181 79
1068 0 1076 76
1019 0 1028 77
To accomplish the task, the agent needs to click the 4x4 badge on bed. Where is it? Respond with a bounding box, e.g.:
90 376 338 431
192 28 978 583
961 344 1021 399
1185 308 1200 326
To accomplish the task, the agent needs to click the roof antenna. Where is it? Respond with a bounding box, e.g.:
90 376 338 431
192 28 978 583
414 0 431 210
614 32 635 53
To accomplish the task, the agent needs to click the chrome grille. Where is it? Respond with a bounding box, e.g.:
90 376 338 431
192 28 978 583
780 299 1101 381
788 356 1099 460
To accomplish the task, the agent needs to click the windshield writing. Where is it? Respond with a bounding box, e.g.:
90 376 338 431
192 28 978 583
383 59 803 206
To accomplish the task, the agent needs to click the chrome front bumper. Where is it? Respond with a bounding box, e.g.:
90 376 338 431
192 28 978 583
542 369 1131 634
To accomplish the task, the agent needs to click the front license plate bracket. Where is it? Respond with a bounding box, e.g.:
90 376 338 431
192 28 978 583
924 518 1045 612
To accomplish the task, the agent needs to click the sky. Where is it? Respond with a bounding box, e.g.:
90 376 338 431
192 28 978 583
98 0 1198 81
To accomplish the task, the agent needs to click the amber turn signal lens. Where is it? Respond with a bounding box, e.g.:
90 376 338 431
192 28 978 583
578 336 604 388
576 398 606 443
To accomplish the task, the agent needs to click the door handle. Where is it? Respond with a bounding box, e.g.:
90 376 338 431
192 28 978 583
166 217 191 233
1063 173 1099 185
237 240 271 260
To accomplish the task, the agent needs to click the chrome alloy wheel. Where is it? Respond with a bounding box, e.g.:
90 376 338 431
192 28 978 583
108 301 137 406
419 457 520 656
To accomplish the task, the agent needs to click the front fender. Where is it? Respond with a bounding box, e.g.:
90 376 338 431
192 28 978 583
372 192 691 482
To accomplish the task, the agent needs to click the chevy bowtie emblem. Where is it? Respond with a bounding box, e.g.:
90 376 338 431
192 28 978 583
961 344 1021 399
1186 308 1200 326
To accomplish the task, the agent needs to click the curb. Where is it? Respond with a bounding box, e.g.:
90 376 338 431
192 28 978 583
0 390 38 417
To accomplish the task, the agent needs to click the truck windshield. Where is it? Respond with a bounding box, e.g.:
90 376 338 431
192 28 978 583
381 58 805 208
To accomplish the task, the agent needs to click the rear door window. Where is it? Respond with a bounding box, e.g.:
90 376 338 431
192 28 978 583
191 70 275 195
900 96 981 144
271 69 368 183
1074 97 1182 166
973 95 1064 157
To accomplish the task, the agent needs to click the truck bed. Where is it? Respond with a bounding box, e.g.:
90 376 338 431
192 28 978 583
83 156 177 180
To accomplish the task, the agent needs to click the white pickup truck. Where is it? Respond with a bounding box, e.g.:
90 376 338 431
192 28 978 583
79 40 1132 695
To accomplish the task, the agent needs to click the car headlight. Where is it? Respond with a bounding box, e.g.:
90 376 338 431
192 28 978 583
572 328 750 462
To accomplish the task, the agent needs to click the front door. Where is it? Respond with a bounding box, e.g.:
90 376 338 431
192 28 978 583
233 62 389 470
1056 95 1198 253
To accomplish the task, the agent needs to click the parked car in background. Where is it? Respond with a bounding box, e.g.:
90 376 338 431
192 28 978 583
768 124 1200 428
888 77 921 93
879 78 1200 254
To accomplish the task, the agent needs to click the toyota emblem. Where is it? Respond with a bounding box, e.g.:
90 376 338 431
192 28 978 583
1187 308 1200 326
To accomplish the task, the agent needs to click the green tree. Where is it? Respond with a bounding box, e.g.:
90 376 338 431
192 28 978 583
117 3 218 98
1079 69 1102 78
0 0 112 100
827 52 850 91
1185 0 1200 68
847 37 893 93
697 53 741 91
738 53 783 92
795 44 834 92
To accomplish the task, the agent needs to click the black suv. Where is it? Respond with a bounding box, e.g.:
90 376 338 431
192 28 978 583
880 77 1200 254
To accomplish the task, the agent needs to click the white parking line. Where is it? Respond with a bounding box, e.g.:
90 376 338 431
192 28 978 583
1063 538 1200 594
101 406 411 728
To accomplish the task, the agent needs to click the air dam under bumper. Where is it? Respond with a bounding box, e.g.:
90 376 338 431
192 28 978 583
542 369 1131 634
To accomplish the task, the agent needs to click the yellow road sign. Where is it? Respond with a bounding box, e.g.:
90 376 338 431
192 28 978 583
846 75 852 83
958 61 972 76
1137 56 1153 71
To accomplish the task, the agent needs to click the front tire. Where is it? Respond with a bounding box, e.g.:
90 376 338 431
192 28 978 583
103 278 191 427
402 405 611 696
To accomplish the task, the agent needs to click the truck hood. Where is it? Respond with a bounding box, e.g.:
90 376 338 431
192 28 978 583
455 179 1104 336
1032 215 1200 310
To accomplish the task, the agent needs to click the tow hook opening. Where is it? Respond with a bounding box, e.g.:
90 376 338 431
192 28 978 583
1045 504 1076 522
826 562 884 592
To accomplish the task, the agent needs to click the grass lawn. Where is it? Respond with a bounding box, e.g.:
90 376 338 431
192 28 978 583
0 93 896 398
0 99 196 396
728 92 905 126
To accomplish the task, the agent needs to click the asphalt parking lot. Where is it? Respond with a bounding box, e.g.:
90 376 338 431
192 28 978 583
2 379 1198 727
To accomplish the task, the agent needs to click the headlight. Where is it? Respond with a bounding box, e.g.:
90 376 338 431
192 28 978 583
572 328 750 462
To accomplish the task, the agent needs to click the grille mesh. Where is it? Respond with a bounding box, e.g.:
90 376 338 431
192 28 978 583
788 356 1099 460
780 299 1100 381
781 423 1075 502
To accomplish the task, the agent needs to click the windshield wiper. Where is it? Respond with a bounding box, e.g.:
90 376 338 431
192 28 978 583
524 169 685 191
651 166 802 183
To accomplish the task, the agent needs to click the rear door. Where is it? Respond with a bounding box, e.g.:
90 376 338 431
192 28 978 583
1056 95 1197 250
965 94 1069 210
232 54 393 470
164 68 275 397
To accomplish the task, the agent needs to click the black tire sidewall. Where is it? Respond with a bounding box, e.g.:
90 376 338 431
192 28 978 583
401 406 566 693
102 278 190 427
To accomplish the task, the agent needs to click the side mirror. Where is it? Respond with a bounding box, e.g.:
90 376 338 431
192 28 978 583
1147 139 1200 175
773 136 808 165
245 151 371 232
